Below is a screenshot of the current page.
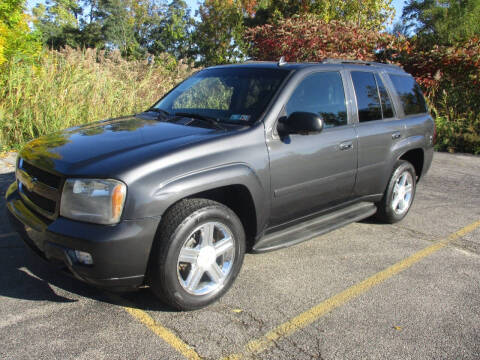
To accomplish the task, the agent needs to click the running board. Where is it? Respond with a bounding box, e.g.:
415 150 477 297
252 202 377 253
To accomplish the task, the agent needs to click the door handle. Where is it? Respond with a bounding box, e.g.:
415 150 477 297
339 142 353 151
392 132 402 140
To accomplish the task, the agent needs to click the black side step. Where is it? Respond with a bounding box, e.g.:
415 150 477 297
252 202 377 253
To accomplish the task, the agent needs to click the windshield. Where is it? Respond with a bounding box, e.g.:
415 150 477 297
152 67 290 124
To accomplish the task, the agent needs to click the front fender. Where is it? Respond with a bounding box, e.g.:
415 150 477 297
124 163 268 232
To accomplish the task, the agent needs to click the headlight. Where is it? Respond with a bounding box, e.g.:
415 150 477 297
60 179 126 225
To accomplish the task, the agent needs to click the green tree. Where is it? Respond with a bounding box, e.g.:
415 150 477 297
32 0 103 49
94 0 140 56
248 0 395 29
32 0 193 60
148 0 194 59
32 0 82 46
0 0 40 65
192 0 246 66
403 0 480 46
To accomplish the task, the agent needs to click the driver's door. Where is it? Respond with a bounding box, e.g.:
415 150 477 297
268 71 357 226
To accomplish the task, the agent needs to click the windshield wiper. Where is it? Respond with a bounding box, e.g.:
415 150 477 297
147 108 171 119
174 112 225 130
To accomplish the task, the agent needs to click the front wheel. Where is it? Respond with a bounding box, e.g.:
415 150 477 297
376 160 416 224
149 199 245 310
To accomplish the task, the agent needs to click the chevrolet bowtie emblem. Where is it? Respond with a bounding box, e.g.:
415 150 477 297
24 175 38 192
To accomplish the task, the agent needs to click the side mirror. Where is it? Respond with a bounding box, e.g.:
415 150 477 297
278 112 324 136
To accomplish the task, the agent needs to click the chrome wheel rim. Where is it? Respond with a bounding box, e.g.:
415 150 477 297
177 222 235 296
391 171 414 215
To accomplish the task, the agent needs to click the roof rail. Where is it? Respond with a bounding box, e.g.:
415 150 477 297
322 58 400 69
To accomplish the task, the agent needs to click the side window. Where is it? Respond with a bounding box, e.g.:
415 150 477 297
286 72 347 128
351 71 382 122
375 74 394 118
389 74 428 115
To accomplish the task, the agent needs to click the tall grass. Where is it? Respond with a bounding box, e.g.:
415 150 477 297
0 48 196 151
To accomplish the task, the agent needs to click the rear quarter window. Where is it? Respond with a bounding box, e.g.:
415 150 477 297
389 74 428 116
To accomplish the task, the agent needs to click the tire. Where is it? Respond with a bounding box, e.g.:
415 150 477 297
376 160 416 224
149 198 246 310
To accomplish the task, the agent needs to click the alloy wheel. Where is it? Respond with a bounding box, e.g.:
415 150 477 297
177 222 235 296
391 171 414 215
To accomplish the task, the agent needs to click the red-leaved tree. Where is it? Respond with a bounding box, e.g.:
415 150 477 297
246 16 480 153
245 16 405 62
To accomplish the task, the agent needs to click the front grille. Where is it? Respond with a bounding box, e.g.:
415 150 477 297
17 159 62 219
21 185 56 213
21 160 62 188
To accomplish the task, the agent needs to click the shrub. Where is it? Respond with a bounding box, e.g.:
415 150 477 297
245 15 403 62
395 39 480 154
0 47 196 151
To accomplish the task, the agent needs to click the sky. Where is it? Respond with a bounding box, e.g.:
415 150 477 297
391 0 406 24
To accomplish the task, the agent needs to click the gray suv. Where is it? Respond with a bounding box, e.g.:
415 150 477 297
6 60 434 310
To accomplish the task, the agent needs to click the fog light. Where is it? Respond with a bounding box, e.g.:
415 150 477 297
74 250 93 265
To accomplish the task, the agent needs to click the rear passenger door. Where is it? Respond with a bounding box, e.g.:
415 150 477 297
349 71 405 197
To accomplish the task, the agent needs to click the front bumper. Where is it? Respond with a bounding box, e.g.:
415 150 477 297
6 181 161 290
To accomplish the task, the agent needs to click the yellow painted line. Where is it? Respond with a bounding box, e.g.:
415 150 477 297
224 219 480 360
122 305 201 360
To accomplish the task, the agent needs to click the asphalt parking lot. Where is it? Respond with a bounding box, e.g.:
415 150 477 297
1 151 479 360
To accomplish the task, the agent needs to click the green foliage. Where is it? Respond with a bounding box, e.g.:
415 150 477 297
248 0 395 29
403 0 480 46
0 0 41 65
396 38 480 154
193 0 246 66
0 47 196 151
32 0 89 49
148 0 194 60
32 0 194 60
434 117 480 154
95 0 140 56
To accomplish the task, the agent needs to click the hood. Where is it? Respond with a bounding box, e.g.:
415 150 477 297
19 115 217 175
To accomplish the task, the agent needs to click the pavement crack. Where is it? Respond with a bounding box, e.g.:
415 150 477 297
390 224 436 242
449 240 480 257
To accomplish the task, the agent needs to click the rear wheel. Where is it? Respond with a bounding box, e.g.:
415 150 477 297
376 160 416 224
149 198 245 310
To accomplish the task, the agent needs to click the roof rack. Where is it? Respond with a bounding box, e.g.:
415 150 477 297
322 58 400 69
278 56 287 66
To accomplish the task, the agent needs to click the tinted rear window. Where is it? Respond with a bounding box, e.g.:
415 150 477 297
351 72 382 122
389 75 428 115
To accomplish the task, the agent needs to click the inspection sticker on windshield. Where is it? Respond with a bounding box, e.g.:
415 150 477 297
230 114 251 122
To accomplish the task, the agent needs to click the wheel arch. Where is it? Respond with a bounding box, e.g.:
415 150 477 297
184 185 257 251
398 148 424 181
151 163 265 250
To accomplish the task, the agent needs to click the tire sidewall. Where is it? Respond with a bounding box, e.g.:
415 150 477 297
382 161 417 222
160 205 245 310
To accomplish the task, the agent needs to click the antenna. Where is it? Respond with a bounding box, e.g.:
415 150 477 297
278 56 287 66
